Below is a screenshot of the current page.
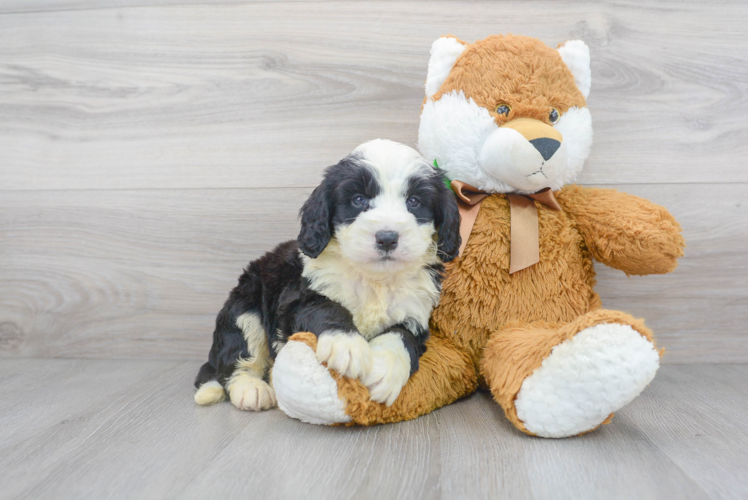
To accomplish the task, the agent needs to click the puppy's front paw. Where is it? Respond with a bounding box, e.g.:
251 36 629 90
362 333 411 406
228 373 277 411
316 331 372 379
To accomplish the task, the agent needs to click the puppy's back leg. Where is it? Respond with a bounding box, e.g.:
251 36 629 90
227 312 276 411
194 362 226 405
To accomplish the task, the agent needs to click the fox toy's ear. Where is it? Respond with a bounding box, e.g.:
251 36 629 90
558 40 591 99
425 36 468 98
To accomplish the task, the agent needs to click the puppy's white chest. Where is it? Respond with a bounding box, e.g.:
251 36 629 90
304 261 438 339
346 279 429 339
302 242 441 339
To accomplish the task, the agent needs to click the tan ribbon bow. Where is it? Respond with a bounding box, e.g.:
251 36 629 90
450 180 561 274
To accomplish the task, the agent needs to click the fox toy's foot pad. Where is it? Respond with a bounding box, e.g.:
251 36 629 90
516 322 659 437
273 333 351 425
483 310 660 438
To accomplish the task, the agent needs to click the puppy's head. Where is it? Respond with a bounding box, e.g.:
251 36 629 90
298 139 461 268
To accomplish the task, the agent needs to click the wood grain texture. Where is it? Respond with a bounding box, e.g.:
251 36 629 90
0 1 745 362
1 1 748 190
627 364 748 500
1 360 746 499
1 183 745 362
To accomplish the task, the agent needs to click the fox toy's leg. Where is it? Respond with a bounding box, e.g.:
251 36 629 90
480 309 660 438
273 333 478 426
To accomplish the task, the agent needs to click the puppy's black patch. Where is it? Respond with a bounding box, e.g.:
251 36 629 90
298 156 381 258
406 169 461 262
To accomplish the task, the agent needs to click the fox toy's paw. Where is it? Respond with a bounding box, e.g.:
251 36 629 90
274 332 478 427
514 322 659 438
273 333 352 425
482 310 660 438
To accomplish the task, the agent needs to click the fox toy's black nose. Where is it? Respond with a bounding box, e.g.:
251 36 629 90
530 137 561 161
375 231 399 252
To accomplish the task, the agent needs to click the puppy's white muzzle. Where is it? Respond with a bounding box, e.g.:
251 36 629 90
337 207 432 267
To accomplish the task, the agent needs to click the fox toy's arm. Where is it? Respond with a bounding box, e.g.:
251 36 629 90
557 185 685 275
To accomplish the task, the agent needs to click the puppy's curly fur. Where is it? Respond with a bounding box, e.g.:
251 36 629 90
194 139 461 410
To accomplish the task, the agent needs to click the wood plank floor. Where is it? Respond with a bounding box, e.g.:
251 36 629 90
1 360 746 500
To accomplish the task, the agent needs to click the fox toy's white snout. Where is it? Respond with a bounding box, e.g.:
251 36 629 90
478 123 567 193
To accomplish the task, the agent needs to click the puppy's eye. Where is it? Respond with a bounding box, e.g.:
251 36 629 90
496 104 511 116
549 108 560 124
352 195 368 207
406 196 421 208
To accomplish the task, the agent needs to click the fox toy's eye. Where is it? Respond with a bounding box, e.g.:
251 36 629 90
549 108 560 124
406 196 421 208
496 104 511 116
352 195 369 207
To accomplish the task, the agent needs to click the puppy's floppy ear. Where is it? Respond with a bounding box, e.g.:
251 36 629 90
432 172 461 262
297 178 333 258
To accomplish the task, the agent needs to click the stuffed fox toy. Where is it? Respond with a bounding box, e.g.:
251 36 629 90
272 34 685 438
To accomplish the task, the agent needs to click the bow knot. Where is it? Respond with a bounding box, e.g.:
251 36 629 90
450 180 561 274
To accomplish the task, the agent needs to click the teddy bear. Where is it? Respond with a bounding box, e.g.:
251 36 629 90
270 34 685 438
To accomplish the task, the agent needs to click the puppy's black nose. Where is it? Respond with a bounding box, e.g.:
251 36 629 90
375 231 399 252
529 137 561 161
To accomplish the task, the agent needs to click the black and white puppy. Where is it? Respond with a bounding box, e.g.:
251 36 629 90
194 139 461 410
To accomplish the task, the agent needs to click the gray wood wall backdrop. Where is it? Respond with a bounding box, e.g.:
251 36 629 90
1 0 746 363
